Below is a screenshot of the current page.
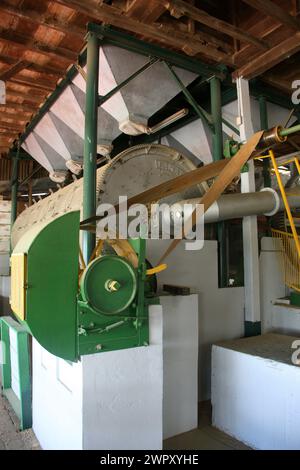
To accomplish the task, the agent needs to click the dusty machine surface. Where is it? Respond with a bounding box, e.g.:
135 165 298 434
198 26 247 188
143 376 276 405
10 144 201 361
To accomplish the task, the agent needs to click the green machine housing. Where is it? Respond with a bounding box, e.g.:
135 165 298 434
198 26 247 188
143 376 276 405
10 211 156 361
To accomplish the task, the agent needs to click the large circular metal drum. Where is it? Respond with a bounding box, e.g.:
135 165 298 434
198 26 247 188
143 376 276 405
11 144 201 248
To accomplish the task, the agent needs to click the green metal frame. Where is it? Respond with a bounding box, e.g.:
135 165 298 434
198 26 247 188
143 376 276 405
165 62 214 130
10 148 19 254
98 58 160 106
10 21 300 298
259 95 271 188
0 316 32 430
82 32 99 263
13 211 80 361
88 23 225 79
78 237 153 356
210 77 228 288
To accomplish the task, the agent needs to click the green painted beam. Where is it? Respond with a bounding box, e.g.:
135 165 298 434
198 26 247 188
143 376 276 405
210 77 228 288
259 95 271 188
165 62 214 130
82 32 99 263
10 150 19 254
99 58 159 106
88 23 226 79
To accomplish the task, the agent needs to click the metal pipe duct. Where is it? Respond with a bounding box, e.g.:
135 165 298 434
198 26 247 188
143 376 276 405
166 188 300 226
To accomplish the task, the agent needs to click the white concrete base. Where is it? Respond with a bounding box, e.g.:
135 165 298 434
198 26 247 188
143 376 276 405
33 305 163 450
32 295 199 449
212 333 300 450
161 295 198 439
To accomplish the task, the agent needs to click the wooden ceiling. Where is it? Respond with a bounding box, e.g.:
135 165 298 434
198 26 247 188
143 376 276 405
0 0 299 157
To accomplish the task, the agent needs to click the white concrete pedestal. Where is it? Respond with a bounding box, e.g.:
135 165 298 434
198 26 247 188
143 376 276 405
212 333 300 450
33 306 163 450
32 295 199 449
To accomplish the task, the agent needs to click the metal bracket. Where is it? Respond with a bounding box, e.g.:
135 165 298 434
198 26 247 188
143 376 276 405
164 61 214 131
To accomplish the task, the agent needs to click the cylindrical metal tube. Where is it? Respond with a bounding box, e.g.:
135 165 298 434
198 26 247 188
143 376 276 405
166 188 300 226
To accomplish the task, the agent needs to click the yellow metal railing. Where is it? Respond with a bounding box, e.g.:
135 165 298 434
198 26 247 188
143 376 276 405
271 228 300 292
255 150 300 291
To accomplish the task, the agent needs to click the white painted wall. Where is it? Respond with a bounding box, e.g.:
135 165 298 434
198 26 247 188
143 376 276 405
33 306 163 450
161 295 198 439
260 237 300 336
32 341 83 450
147 240 245 401
212 333 300 450
81 305 163 450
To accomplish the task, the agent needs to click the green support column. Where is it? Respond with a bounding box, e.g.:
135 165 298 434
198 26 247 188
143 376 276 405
10 150 19 253
259 95 271 187
210 77 228 287
82 32 99 264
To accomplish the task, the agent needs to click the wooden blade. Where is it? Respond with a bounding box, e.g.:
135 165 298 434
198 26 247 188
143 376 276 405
80 158 228 228
158 130 264 264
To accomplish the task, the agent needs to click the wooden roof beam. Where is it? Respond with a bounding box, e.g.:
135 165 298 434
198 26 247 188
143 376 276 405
6 89 47 103
0 30 77 62
0 2 85 39
54 0 233 63
0 102 38 113
233 32 300 79
0 60 28 81
0 112 31 121
0 54 63 77
162 0 269 50
241 0 300 31
126 0 167 22
0 121 24 131
9 76 56 92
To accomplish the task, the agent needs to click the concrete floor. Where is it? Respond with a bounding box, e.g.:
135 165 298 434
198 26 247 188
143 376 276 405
0 392 249 450
164 402 251 450
0 393 40 450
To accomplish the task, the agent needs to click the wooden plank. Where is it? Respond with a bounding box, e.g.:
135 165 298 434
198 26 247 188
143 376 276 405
0 121 24 131
0 30 77 62
163 0 269 49
0 2 85 39
0 60 28 81
0 226 10 236
126 0 166 22
0 239 10 253
81 159 229 228
0 111 32 120
241 0 300 31
0 54 63 77
160 18 234 53
6 89 46 103
158 130 264 263
0 200 11 211
0 212 10 224
54 0 233 62
0 102 38 113
9 76 56 92
233 16 282 66
234 32 300 79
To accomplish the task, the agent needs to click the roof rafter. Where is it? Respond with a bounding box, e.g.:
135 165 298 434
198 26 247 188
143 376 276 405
0 1 85 39
54 0 233 63
234 31 300 79
241 0 300 31
0 30 77 62
0 54 63 77
0 102 38 113
162 0 269 50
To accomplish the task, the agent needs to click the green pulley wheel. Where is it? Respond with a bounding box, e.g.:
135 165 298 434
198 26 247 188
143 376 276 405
80 255 137 315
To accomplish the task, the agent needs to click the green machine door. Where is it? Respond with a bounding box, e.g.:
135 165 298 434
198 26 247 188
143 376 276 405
11 211 80 361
